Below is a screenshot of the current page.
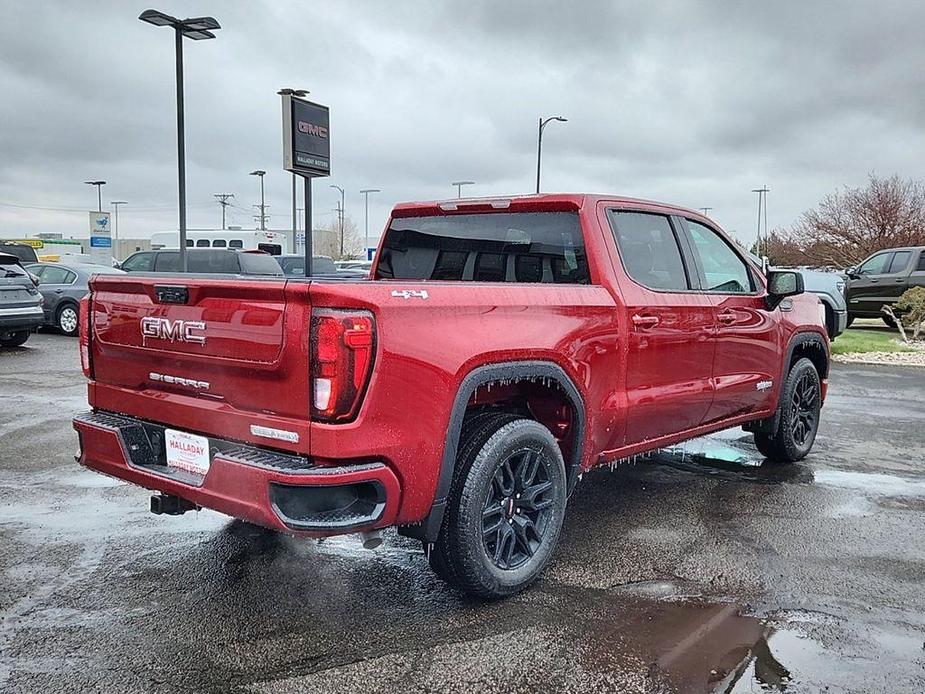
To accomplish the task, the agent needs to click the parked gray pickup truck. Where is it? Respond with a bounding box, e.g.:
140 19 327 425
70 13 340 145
845 246 925 327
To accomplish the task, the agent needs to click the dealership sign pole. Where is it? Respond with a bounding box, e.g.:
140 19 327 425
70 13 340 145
281 92 330 278
88 211 112 266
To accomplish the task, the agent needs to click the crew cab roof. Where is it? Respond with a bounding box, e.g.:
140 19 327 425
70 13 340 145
390 193 713 224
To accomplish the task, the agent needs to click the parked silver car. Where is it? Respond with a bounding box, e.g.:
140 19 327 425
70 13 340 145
0 252 43 347
25 262 124 336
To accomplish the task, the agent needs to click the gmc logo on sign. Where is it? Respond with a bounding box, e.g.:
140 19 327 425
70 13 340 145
298 121 328 138
140 317 206 345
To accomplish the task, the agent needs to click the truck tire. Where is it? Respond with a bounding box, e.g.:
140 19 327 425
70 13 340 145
0 331 30 348
846 315 855 328
754 358 821 464
430 415 567 598
56 303 79 337
882 315 896 329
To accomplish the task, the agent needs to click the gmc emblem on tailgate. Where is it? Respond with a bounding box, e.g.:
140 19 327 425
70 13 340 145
140 317 206 345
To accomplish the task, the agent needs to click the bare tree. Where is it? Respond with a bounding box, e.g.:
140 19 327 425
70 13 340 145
790 174 925 266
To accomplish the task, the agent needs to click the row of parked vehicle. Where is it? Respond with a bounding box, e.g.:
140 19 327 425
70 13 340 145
0 244 372 348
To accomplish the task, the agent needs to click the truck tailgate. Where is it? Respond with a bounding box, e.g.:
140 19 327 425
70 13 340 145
87 275 312 450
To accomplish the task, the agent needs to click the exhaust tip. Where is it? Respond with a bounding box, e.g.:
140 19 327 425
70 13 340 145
360 529 383 550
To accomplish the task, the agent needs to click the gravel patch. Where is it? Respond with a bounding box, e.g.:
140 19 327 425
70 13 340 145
833 350 925 367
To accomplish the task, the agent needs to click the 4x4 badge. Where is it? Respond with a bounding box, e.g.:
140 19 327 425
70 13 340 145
390 289 429 300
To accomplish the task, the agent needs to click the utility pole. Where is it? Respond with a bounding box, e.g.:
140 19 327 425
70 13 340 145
752 186 770 257
250 170 267 230
213 193 234 229
359 189 381 260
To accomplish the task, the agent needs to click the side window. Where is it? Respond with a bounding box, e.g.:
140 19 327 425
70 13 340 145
29 265 46 279
608 211 689 291
41 266 73 284
228 239 244 249
858 253 891 275
212 239 227 248
686 220 753 294
195 239 210 248
917 252 925 272
185 239 194 248
154 252 179 272
888 250 911 274
121 252 153 272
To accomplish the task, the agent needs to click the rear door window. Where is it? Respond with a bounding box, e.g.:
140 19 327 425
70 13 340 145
375 211 589 284
917 252 925 272
187 251 240 273
154 252 179 272
607 211 689 291
888 250 911 274
238 253 283 275
41 266 75 284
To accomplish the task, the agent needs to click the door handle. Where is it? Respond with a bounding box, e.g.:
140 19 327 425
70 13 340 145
631 314 660 330
54 289 64 294
717 310 737 325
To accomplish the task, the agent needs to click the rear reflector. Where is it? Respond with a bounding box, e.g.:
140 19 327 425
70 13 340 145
310 310 376 422
78 295 92 378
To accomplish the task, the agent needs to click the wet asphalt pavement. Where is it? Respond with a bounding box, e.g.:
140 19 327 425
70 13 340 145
1 332 924 693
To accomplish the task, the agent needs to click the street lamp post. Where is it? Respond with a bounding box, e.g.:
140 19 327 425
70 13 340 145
536 116 567 194
111 201 127 260
450 181 475 198
84 181 106 211
330 184 345 257
139 9 221 272
250 170 267 230
699 207 713 216
359 188 380 259
752 186 770 257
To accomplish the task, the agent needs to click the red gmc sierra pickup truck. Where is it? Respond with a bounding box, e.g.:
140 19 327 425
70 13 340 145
74 194 829 598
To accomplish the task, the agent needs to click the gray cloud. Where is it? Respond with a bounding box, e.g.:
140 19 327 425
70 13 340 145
2 0 924 246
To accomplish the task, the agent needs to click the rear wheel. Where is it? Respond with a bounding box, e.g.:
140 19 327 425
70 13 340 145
882 314 897 329
754 358 821 463
0 331 30 348
56 303 79 337
430 415 567 598
846 315 855 328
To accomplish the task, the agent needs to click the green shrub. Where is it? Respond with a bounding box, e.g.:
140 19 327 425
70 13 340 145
895 287 925 339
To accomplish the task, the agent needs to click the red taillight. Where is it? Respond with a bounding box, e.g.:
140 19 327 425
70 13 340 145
310 310 376 422
78 296 92 378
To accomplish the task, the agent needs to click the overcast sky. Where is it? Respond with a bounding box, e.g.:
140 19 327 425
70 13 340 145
2 1 924 247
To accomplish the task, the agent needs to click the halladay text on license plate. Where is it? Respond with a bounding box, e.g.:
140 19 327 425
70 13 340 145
165 429 211 474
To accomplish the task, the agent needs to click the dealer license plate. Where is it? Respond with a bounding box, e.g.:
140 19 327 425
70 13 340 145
164 429 211 475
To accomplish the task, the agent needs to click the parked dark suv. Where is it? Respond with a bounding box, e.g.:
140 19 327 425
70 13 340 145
0 252 43 347
845 246 925 326
120 248 283 276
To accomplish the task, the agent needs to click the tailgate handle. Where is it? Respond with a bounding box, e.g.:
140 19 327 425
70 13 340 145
155 285 189 304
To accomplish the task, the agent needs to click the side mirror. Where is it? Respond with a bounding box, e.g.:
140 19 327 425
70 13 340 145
844 267 860 279
765 270 804 310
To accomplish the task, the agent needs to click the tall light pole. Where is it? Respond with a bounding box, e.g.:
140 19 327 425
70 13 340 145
330 184 345 257
359 188 380 259
84 181 106 211
536 116 567 194
139 9 221 272
250 170 267 230
111 201 127 259
752 186 770 257
451 180 475 198
699 206 713 216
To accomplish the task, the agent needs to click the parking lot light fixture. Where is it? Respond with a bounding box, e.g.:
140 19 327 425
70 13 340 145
84 181 106 211
359 189 381 257
451 181 475 198
536 116 567 194
138 9 221 272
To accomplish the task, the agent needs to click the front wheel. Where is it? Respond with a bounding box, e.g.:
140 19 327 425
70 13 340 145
430 416 568 598
57 303 79 337
754 358 821 463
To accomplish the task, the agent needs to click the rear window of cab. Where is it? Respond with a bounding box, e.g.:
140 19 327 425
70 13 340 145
375 212 589 284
